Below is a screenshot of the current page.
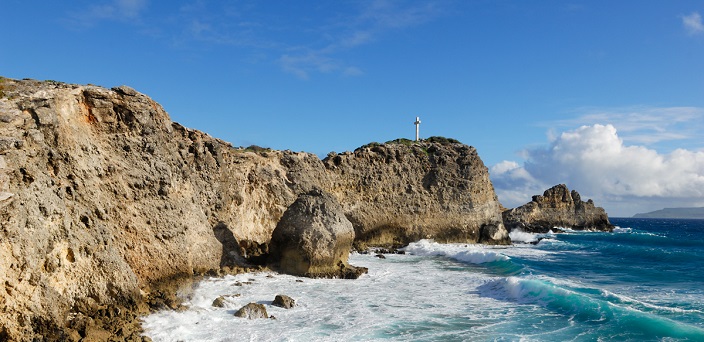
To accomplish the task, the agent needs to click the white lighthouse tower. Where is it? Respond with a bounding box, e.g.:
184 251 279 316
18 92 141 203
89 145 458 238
414 116 421 141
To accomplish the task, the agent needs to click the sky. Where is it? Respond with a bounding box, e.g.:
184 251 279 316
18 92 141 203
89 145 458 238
2 0 704 217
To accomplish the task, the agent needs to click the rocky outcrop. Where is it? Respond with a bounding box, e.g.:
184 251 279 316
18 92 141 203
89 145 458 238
0 78 509 340
268 190 366 278
502 184 614 233
323 139 510 248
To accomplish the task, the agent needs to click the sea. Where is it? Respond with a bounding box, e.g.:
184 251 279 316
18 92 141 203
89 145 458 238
142 218 704 341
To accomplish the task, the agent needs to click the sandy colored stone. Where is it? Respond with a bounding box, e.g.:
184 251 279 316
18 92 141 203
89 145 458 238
323 140 510 247
269 189 363 278
234 303 268 319
502 184 614 233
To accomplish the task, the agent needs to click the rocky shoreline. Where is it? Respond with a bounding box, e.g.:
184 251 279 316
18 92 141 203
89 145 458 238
502 184 614 233
0 78 610 341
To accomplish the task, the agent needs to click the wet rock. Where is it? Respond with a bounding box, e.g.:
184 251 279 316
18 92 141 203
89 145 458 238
234 303 269 319
212 296 227 308
272 295 295 309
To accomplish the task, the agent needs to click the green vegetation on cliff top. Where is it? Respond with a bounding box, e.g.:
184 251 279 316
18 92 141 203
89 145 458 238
360 136 462 150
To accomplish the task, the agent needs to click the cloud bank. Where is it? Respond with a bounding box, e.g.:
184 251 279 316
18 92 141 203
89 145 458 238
491 123 704 217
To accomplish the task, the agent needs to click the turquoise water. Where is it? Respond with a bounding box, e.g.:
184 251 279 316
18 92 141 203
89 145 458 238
143 218 704 341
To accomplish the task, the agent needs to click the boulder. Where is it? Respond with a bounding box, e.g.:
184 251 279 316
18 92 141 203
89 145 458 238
212 296 227 308
268 189 367 278
234 303 268 319
272 295 295 309
503 184 614 233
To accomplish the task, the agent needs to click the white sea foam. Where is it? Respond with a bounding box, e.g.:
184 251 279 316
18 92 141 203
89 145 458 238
403 239 510 263
601 290 704 314
142 237 704 341
142 253 510 341
612 226 632 233
509 229 539 243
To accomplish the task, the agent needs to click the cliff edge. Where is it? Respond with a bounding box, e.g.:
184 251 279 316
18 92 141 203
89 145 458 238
502 184 614 233
324 139 508 248
0 78 508 341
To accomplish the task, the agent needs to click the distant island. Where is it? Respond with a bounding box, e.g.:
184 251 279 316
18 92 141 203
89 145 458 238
633 207 704 219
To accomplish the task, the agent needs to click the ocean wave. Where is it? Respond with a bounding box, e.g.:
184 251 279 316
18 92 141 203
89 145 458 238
600 289 704 315
508 229 539 243
612 226 632 233
478 276 704 340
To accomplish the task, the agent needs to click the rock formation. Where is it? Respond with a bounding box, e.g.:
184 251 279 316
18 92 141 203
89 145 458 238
323 139 509 248
0 77 509 340
272 295 295 309
502 184 614 233
234 303 269 319
268 189 366 278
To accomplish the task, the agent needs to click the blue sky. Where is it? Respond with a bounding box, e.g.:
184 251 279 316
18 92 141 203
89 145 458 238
2 0 704 217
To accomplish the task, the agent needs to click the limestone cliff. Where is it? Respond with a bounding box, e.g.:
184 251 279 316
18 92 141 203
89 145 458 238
0 78 507 340
502 184 614 233
323 139 508 247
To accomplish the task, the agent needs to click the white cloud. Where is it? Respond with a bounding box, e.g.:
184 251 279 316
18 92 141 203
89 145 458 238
682 12 704 35
276 0 445 79
491 161 546 209
491 124 704 216
67 0 148 27
279 52 342 80
551 106 704 145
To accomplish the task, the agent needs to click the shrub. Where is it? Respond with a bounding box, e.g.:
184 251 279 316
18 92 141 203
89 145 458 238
426 136 461 145
385 138 414 146
243 145 270 153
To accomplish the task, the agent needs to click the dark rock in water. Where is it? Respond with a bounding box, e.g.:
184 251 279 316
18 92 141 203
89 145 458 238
272 295 295 309
375 254 386 259
529 238 545 245
340 264 368 279
212 296 227 308
234 303 269 319
268 189 364 278
503 184 614 234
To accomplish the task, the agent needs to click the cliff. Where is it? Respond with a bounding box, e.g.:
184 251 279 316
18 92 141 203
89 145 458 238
502 184 614 233
324 139 508 247
0 78 507 341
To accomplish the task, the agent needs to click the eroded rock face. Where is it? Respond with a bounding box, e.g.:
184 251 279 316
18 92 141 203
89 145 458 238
0 78 509 340
268 190 366 278
323 141 510 247
0 79 312 340
502 184 614 233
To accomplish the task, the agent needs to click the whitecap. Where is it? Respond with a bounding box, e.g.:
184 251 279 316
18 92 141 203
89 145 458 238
403 239 510 264
509 228 539 243
612 226 632 233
